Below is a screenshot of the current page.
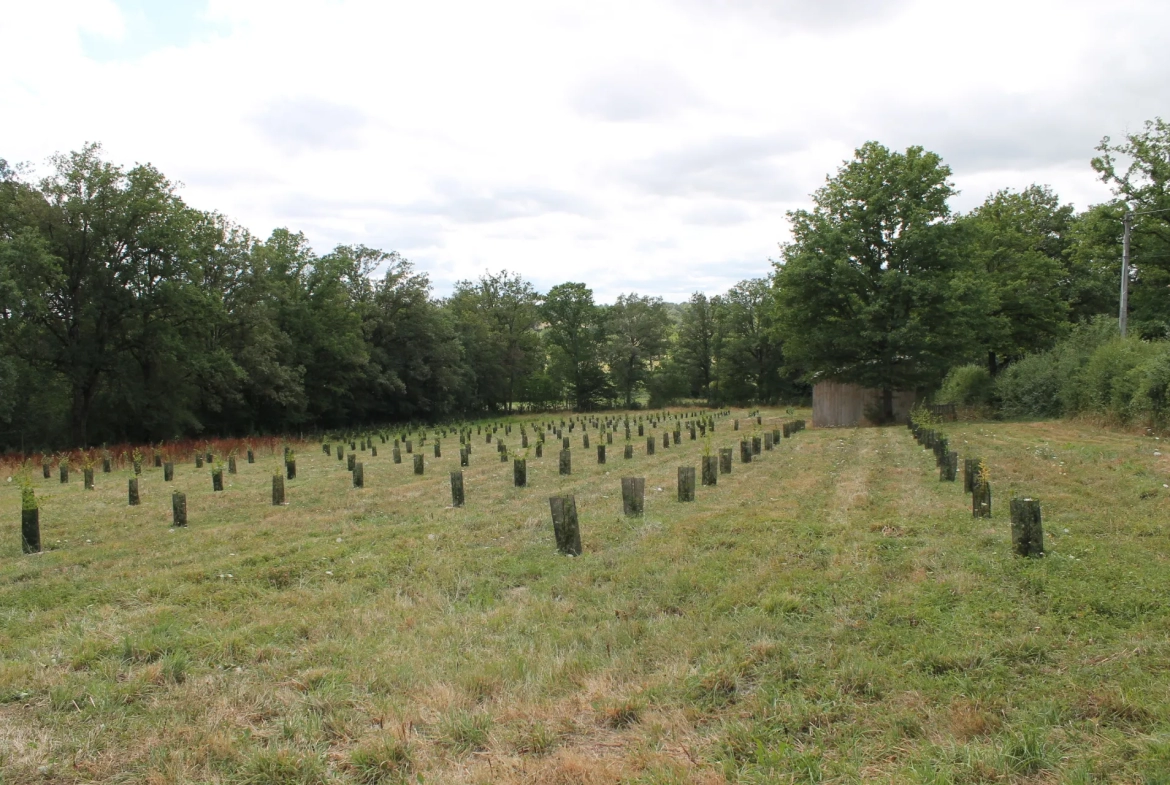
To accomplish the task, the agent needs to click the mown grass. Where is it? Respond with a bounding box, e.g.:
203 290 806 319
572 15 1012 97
1 411 1169 784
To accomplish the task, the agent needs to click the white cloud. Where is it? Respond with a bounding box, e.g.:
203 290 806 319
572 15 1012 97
252 98 370 154
571 61 705 122
2 0 1167 301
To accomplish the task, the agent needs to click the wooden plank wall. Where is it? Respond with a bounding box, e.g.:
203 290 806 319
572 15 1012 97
812 381 917 427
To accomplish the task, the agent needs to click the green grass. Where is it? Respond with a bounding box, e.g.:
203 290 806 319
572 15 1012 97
2 411 1169 783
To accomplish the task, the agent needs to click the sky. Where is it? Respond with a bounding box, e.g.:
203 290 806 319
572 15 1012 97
3 0 1168 302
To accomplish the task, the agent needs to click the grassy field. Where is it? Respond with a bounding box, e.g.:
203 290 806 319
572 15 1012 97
2 410 1169 784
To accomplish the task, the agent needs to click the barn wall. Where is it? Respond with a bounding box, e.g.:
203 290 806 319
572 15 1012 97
812 381 917 427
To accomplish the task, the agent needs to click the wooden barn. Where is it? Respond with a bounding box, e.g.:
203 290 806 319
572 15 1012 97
812 381 918 427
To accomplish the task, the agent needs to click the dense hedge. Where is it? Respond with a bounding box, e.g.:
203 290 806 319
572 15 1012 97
971 319 1170 426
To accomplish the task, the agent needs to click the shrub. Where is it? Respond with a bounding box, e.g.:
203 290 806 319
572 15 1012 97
1048 317 1121 414
937 364 994 406
995 317 1119 419
20 481 36 512
990 314 1170 427
1082 338 1163 421
994 353 1065 419
1132 347 1170 426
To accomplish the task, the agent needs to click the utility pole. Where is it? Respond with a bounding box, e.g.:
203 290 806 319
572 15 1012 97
1120 211 1131 338
1119 207 1170 338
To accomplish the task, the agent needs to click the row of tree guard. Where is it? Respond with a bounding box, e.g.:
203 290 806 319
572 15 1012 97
14 409 780 553
18 412 810 555
456 418 810 557
909 420 1044 558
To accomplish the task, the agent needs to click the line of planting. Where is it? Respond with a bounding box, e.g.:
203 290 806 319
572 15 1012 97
498 413 807 557
908 412 1043 559
14 409 809 559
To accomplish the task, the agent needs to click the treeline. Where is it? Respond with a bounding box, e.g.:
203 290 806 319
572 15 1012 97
772 119 1169 422
0 145 799 450
3 117 1168 448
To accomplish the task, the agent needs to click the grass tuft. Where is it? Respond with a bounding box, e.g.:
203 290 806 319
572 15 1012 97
347 736 413 784
437 709 492 753
235 747 327 785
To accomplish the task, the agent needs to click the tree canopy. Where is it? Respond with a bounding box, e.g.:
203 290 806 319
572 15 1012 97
774 142 990 413
2 119 1166 448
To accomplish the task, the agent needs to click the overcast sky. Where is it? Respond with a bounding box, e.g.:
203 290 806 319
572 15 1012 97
4 0 1168 301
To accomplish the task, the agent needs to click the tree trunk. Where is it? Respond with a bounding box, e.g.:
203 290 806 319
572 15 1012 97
70 380 94 447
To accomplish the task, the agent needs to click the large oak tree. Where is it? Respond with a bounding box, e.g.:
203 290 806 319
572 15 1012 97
774 142 989 418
